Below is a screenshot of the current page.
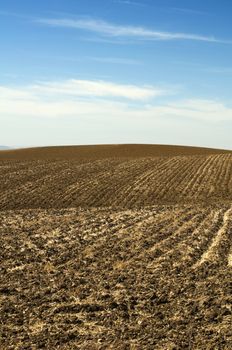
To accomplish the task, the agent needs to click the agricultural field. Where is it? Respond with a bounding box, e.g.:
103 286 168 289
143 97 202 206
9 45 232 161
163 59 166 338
0 145 232 349
0 150 232 211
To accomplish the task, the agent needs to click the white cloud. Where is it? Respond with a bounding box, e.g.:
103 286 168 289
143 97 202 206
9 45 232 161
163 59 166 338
31 79 161 100
149 99 232 122
0 86 34 100
0 79 164 118
36 17 229 43
0 80 232 123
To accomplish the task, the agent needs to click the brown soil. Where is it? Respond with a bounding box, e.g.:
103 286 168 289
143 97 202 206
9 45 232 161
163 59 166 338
0 151 232 211
0 145 231 349
0 144 230 161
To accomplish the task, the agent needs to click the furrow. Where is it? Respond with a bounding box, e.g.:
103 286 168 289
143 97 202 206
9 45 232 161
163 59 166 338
194 206 232 267
172 209 224 267
181 156 214 198
137 211 206 269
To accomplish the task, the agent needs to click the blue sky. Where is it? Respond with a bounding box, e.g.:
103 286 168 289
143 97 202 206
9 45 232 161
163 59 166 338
1 0 232 149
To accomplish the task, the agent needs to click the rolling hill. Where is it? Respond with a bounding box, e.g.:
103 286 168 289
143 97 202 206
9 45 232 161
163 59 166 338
0 143 230 160
0 145 231 210
0 144 232 349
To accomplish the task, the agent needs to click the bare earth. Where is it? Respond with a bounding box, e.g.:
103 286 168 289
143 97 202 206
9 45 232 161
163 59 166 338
0 145 231 349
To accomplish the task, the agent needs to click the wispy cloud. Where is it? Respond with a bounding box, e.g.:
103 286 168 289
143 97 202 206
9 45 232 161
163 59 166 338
32 79 163 100
0 79 165 121
205 67 232 74
89 56 141 65
36 17 229 43
173 61 232 74
0 80 232 123
0 79 164 103
157 99 232 122
112 0 146 7
79 36 134 45
169 7 209 16
0 10 32 20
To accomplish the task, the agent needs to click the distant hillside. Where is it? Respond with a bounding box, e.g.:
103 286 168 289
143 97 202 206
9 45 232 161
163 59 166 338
0 147 231 210
0 144 230 160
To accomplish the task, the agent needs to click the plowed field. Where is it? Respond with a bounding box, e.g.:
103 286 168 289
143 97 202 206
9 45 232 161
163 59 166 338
0 153 232 210
0 145 231 349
